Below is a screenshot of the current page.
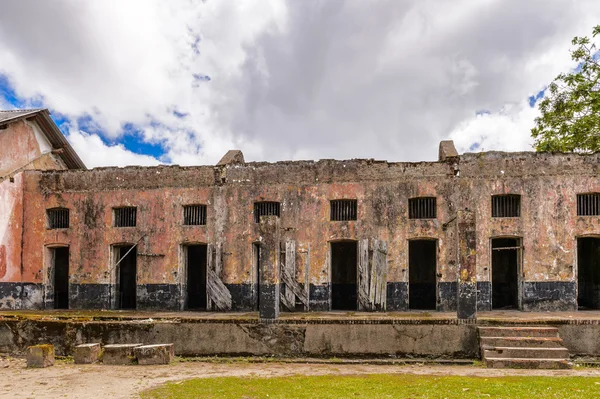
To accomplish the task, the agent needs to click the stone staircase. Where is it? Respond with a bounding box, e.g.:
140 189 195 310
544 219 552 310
478 326 572 369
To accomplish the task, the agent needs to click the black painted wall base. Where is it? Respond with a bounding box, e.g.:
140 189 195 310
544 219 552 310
225 283 256 311
0 282 44 310
259 284 279 319
457 282 477 319
69 284 110 309
522 281 577 311
0 280 581 313
386 282 408 311
137 284 180 311
438 282 457 312
476 282 492 311
309 284 330 311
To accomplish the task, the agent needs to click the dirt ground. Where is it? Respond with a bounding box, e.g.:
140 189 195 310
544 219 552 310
2 356 600 399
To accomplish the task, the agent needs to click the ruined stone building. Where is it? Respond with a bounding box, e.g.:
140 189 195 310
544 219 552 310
1 108 599 318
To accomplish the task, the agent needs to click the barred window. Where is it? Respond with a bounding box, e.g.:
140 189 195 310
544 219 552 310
47 208 69 229
114 207 137 227
330 199 357 221
184 204 207 225
254 201 280 223
492 195 521 218
408 197 436 219
577 193 600 216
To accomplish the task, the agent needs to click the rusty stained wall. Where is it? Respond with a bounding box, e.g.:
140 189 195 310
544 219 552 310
0 174 42 309
0 120 66 178
462 152 600 311
6 150 600 312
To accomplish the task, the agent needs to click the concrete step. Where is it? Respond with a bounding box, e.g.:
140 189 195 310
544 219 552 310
483 347 569 360
484 357 572 369
480 336 564 348
478 326 559 338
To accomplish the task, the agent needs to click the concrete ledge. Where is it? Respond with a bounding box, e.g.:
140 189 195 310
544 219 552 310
134 344 174 365
102 344 142 365
74 343 101 364
26 344 55 368
2 311 600 358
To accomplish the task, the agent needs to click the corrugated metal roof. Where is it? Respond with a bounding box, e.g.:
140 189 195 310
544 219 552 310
0 108 86 170
0 108 44 124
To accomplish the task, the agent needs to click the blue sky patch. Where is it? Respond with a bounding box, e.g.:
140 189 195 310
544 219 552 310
528 88 546 108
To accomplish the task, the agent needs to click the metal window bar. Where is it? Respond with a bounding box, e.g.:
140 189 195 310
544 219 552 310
114 207 137 227
47 208 69 229
330 200 357 221
577 193 600 216
408 197 436 219
491 195 520 218
254 202 281 223
184 205 207 225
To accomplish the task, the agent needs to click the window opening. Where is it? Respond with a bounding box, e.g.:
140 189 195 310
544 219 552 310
254 202 280 223
184 205 207 225
492 195 521 218
408 197 437 219
114 207 137 227
47 208 69 229
330 200 357 221
577 194 600 216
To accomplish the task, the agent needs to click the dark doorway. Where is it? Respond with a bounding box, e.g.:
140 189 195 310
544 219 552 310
117 245 137 309
53 247 69 309
331 241 358 310
578 237 600 309
491 238 520 309
409 240 437 310
253 243 261 310
186 244 207 310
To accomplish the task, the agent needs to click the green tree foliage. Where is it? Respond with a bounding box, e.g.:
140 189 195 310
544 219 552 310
532 25 600 153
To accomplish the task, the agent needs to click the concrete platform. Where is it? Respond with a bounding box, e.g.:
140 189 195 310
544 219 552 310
2 310 600 359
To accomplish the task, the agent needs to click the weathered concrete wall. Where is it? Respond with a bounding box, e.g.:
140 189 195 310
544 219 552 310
2 149 599 312
0 318 479 358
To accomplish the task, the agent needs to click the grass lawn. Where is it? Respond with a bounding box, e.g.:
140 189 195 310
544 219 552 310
141 374 600 398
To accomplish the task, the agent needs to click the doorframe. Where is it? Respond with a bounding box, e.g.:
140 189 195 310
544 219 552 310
574 234 600 309
489 236 523 310
109 243 137 310
43 244 69 310
407 237 439 311
179 242 209 311
328 239 358 311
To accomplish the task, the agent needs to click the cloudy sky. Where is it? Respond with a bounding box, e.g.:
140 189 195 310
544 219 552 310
0 0 599 168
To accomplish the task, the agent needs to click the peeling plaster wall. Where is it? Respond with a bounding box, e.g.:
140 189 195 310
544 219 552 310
3 151 599 312
0 120 66 178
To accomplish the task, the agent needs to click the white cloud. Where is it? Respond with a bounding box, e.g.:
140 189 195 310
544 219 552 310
1 0 600 166
66 129 160 168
